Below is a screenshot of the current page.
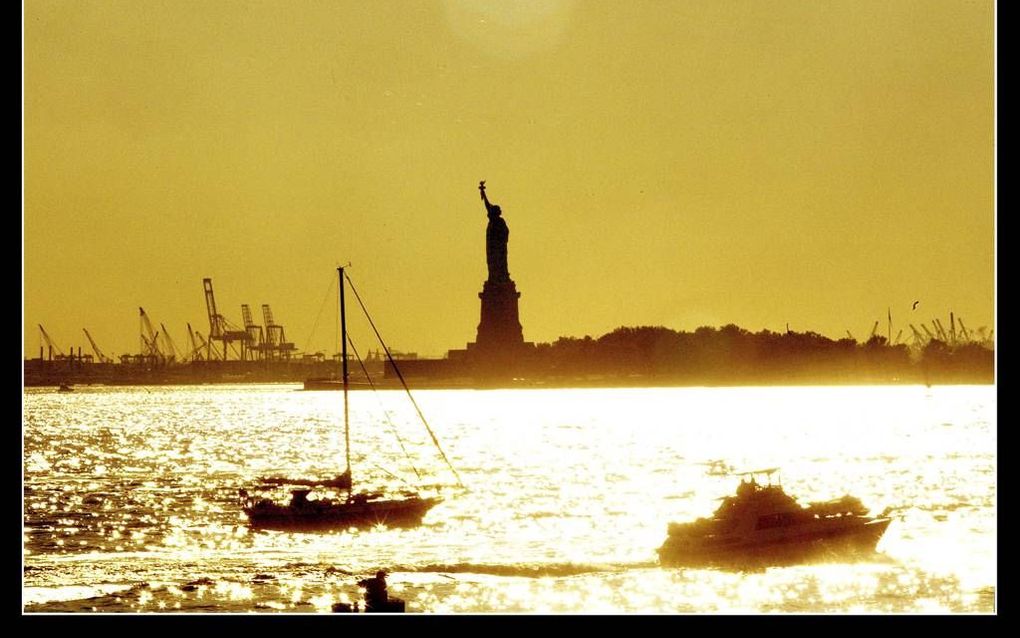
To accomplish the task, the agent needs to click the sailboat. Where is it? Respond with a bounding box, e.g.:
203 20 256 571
240 266 461 531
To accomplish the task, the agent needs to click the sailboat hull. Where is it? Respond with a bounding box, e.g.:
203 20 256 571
244 496 442 532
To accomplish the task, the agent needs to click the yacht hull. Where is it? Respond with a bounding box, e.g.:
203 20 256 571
658 517 891 568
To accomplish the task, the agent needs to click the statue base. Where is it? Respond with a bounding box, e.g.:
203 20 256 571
472 278 524 351
448 277 533 376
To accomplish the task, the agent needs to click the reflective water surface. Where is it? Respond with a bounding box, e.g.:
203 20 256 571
23 384 995 613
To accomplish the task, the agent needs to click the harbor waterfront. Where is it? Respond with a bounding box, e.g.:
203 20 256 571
23 384 995 613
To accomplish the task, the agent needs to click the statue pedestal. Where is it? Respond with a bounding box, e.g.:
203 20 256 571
473 278 524 351
454 278 532 376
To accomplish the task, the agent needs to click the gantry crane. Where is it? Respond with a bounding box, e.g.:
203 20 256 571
262 304 296 361
203 278 251 360
241 304 264 361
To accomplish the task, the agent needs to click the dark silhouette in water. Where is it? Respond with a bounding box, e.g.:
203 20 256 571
657 469 892 569
331 570 405 613
359 570 391 611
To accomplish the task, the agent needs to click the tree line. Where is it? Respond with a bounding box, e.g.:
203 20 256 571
526 325 993 384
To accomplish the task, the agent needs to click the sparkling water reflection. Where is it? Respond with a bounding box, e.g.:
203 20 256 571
23 384 995 613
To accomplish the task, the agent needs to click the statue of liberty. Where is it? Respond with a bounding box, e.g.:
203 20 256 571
479 181 510 282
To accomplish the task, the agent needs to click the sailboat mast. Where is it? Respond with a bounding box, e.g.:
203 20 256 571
339 266 351 483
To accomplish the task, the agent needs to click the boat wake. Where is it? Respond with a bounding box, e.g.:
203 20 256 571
394 561 658 578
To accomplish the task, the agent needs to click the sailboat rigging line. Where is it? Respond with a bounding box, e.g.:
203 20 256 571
363 459 414 488
345 331 423 482
302 271 338 361
343 273 466 490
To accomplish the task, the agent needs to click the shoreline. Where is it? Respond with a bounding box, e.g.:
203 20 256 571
23 374 993 390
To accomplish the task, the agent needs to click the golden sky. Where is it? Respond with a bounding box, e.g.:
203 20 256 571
24 1 994 359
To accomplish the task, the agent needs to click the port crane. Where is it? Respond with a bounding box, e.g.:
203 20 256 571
908 324 926 347
160 323 182 363
83 329 113 363
957 317 971 343
262 304 296 361
186 322 205 362
203 278 251 360
241 304 264 361
195 331 219 360
139 307 163 363
38 324 63 360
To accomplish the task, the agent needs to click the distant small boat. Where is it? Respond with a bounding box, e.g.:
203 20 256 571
58 383 73 393
302 376 344 391
658 468 891 568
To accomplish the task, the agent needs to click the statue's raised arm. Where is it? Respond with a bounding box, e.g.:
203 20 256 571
479 180 497 216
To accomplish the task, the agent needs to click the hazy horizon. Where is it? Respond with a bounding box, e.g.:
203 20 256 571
24 1 995 359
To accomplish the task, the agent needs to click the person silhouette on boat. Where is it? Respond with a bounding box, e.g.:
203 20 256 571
737 477 757 498
479 181 510 282
358 570 389 611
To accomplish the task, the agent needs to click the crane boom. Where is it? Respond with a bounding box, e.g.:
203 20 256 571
160 323 181 362
83 329 111 363
38 324 64 357
957 318 970 342
241 304 255 329
909 324 925 345
139 307 162 357
186 322 203 362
